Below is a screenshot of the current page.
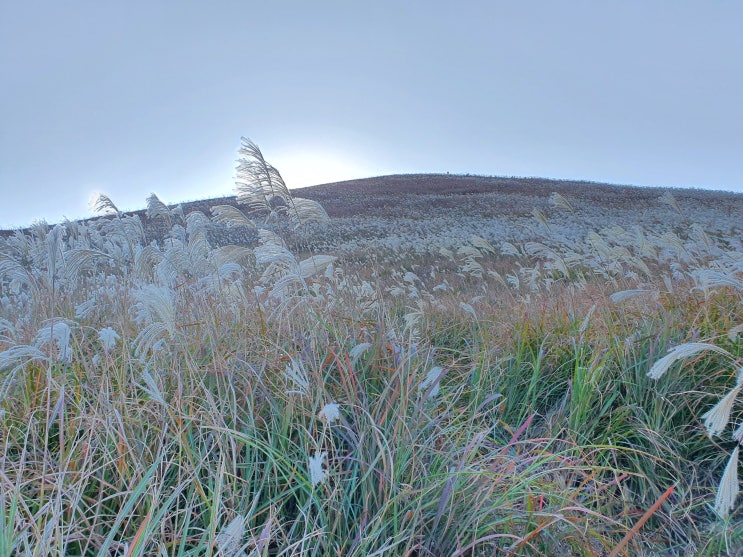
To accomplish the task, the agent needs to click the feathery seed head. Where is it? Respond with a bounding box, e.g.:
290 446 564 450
98 327 120 353
610 289 659 304
290 198 330 228
309 450 328 487
35 321 72 364
284 357 309 394
318 403 341 423
549 192 574 212
136 368 167 405
298 255 337 279
89 193 120 217
658 191 682 214
132 285 177 330
702 385 743 438
715 446 740 518
146 193 173 227
0 345 48 371
419 366 443 399
215 514 246 557
349 342 372 367
733 422 743 444
729 324 743 343
647 343 733 380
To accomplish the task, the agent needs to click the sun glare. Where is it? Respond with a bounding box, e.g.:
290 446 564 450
271 149 373 189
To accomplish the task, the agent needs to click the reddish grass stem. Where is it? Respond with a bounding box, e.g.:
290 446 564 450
608 484 675 557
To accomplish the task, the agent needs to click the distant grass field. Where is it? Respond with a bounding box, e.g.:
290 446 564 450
2 140 743 555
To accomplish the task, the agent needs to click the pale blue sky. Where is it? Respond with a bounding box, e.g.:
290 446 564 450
1 1 741 227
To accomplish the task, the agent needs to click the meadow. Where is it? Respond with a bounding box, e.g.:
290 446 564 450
1 139 743 555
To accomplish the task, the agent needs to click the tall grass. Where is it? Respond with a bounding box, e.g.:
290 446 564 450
1 141 742 554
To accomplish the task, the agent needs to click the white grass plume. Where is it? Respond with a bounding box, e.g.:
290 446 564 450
136 368 167 405
459 258 483 279
308 450 328 487
729 324 743 343
0 345 49 402
470 235 496 254
715 446 739 518
647 343 733 380
234 138 292 215
284 357 309 394
459 302 477 320
89 193 121 217
0 258 36 293
146 193 173 228
215 514 247 557
610 289 659 304
133 322 170 360
74 296 98 319
186 211 212 263
0 345 48 371
255 242 296 269
0 318 16 344
691 269 743 293
659 191 682 214
98 327 120 353
419 366 444 399
258 229 285 247
549 192 574 212
318 403 341 423
733 421 743 443
210 205 257 229
703 384 743 438
579 304 597 335
457 246 482 259
298 255 337 279
269 273 305 300
63 248 114 284
500 242 520 257
35 321 72 364
290 198 330 228
531 207 551 233
45 224 66 283
134 245 165 282
349 342 372 367
132 285 177 331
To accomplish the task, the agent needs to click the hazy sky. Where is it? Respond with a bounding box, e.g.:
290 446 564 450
1 1 742 227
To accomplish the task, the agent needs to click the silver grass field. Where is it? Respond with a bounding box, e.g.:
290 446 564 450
2 139 743 555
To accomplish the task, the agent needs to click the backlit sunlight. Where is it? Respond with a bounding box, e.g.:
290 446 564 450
271 148 375 189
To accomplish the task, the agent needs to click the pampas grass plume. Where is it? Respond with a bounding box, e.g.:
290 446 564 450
215 514 247 557
715 446 740 518
647 343 733 380
318 403 341 423
309 450 328 487
703 385 743 438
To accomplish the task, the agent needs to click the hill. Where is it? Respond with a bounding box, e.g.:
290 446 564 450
2 172 743 553
123 172 743 220
4 173 738 264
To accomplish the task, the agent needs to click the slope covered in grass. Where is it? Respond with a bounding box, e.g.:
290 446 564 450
2 142 743 555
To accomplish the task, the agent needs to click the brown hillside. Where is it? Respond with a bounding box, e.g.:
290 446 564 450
2 173 740 237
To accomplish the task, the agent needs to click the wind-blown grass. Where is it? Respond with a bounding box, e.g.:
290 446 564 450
1 141 743 554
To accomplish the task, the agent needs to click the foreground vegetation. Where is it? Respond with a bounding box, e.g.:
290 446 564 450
2 140 743 555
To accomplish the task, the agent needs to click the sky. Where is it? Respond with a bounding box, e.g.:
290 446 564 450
1 1 742 228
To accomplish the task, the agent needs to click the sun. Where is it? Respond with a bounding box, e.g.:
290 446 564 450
270 148 373 189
